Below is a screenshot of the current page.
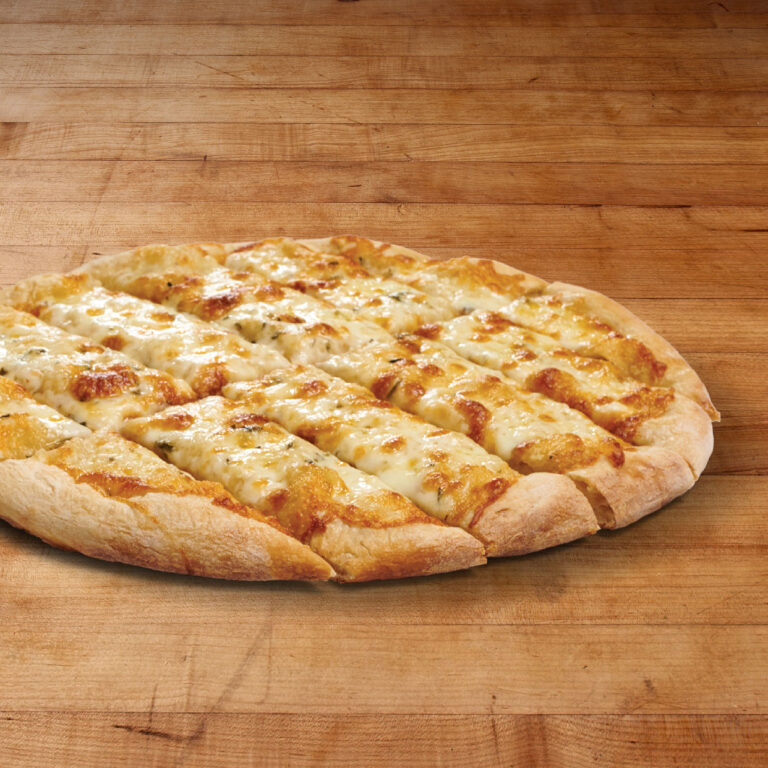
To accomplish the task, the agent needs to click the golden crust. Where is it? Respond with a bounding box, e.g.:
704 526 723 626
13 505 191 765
568 446 695 529
301 237 717 422
473 472 598 557
320 520 485 582
546 281 719 421
0 434 334 581
634 394 713 478
224 371 597 559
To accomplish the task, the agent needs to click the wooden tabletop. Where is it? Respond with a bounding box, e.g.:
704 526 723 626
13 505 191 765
1 2 767 766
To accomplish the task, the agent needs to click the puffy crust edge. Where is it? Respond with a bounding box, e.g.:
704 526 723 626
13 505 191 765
0 458 334 581
569 447 695 530
545 280 719 421
319 518 486 583
635 394 714 479
473 472 598 557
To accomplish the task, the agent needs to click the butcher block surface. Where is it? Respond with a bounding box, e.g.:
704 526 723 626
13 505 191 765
1 2 767 766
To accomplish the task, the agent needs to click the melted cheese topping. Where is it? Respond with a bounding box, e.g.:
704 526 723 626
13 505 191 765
398 258 546 314
420 312 676 441
83 243 223 289
318 335 625 474
215 291 391 365
291 277 454 334
301 237 547 312
0 374 89 459
41 430 283 527
301 235 427 277
102 266 392 365
122 397 429 543
0 306 193 431
13 278 288 396
226 238 369 282
499 295 668 386
225 367 520 530
226 239 454 333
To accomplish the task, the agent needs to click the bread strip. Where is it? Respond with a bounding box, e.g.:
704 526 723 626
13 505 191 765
543 282 719 420
121 397 485 581
416 311 713 477
82 242 226 284
0 432 333 581
225 368 598 556
0 374 89 460
0 305 193 431
316 335 695 527
224 238 370 281
81 256 391 365
299 235 548 312
6 272 288 396
223 239 455 334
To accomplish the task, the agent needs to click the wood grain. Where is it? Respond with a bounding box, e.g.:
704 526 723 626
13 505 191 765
2 55 768 91
2 160 767 206
1 624 765 713
3 123 766 163
0 1 766 764
2 477 766 629
2 0 767 25
3 24 768 56
1 202 767 249
2 714 765 768
2 86 766 126
3 714 768 768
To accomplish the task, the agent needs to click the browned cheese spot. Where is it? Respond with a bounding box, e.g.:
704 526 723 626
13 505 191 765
414 323 441 340
70 364 139 401
298 379 328 398
228 412 271 431
455 397 491 445
100 334 126 351
192 363 230 397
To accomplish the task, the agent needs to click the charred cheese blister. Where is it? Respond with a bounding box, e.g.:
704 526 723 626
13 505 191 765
0 375 89 460
0 306 193 431
225 367 598 556
6 272 289 396
316 335 695 529
122 397 485 581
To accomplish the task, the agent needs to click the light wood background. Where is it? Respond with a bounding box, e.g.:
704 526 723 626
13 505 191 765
1 2 767 766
